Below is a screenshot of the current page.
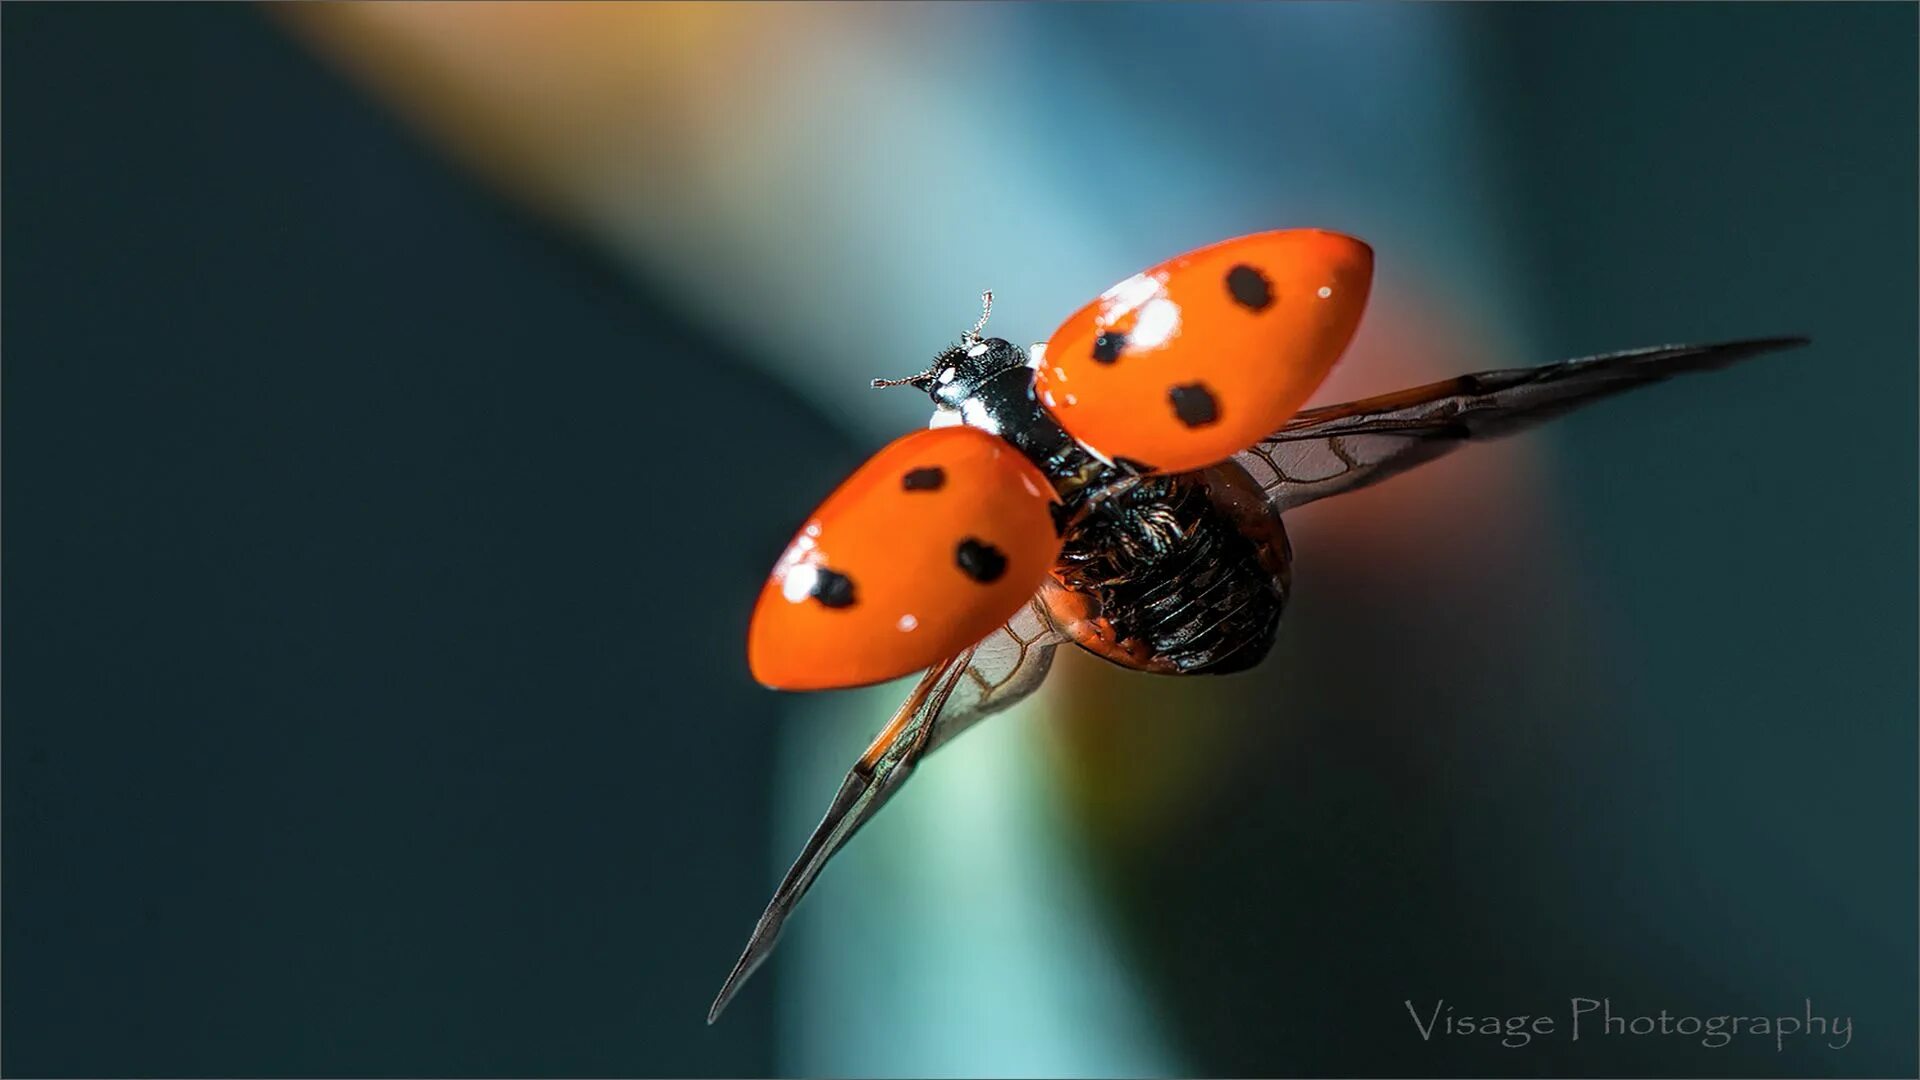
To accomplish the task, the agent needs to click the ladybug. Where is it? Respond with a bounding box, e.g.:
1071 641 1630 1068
709 228 1804 1021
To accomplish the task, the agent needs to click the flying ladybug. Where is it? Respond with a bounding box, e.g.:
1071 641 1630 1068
707 229 1804 1021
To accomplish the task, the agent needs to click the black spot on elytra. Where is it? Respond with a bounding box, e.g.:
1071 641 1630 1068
902 466 946 492
1168 383 1220 428
810 567 857 608
1225 264 1273 311
955 538 1008 584
1092 331 1127 364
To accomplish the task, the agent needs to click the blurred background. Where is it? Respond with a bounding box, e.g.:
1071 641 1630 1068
3 3 1914 1077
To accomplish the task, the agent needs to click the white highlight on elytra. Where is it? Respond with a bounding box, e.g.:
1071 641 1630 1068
1130 297 1181 350
896 614 919 632
1098 272 1162 321
1317 285 1333 298
781 563 819 603
776 525 825 602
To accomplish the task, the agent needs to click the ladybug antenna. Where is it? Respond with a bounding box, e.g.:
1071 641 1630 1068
870 290 996 390
869 368 937 389
963 289 994 344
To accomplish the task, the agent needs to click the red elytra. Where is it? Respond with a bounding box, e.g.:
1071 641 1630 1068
747 426 1062 691
1035 229 1372 473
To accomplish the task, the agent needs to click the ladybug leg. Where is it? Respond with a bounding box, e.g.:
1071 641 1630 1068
1069 473 1149 523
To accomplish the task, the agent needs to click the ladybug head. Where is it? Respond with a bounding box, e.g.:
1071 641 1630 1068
871 291 1028 408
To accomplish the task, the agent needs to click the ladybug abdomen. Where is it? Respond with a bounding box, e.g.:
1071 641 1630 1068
1042 462 1291 676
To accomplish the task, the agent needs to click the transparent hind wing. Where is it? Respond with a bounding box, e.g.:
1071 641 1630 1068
707 598 1066 1023
1234 337 1808 514
926 596 1067 754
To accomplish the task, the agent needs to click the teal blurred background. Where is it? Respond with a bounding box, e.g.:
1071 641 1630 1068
4 4 1913 1077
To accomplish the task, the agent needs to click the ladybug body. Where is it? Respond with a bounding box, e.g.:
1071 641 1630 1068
749 230 1368 693
708 228 1808 1023
1043 461 1292 675
916 338 1294 675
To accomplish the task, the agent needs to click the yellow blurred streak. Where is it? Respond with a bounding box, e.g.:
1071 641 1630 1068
1048 650 1257 852
282 2 794 221
279 1 989 422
